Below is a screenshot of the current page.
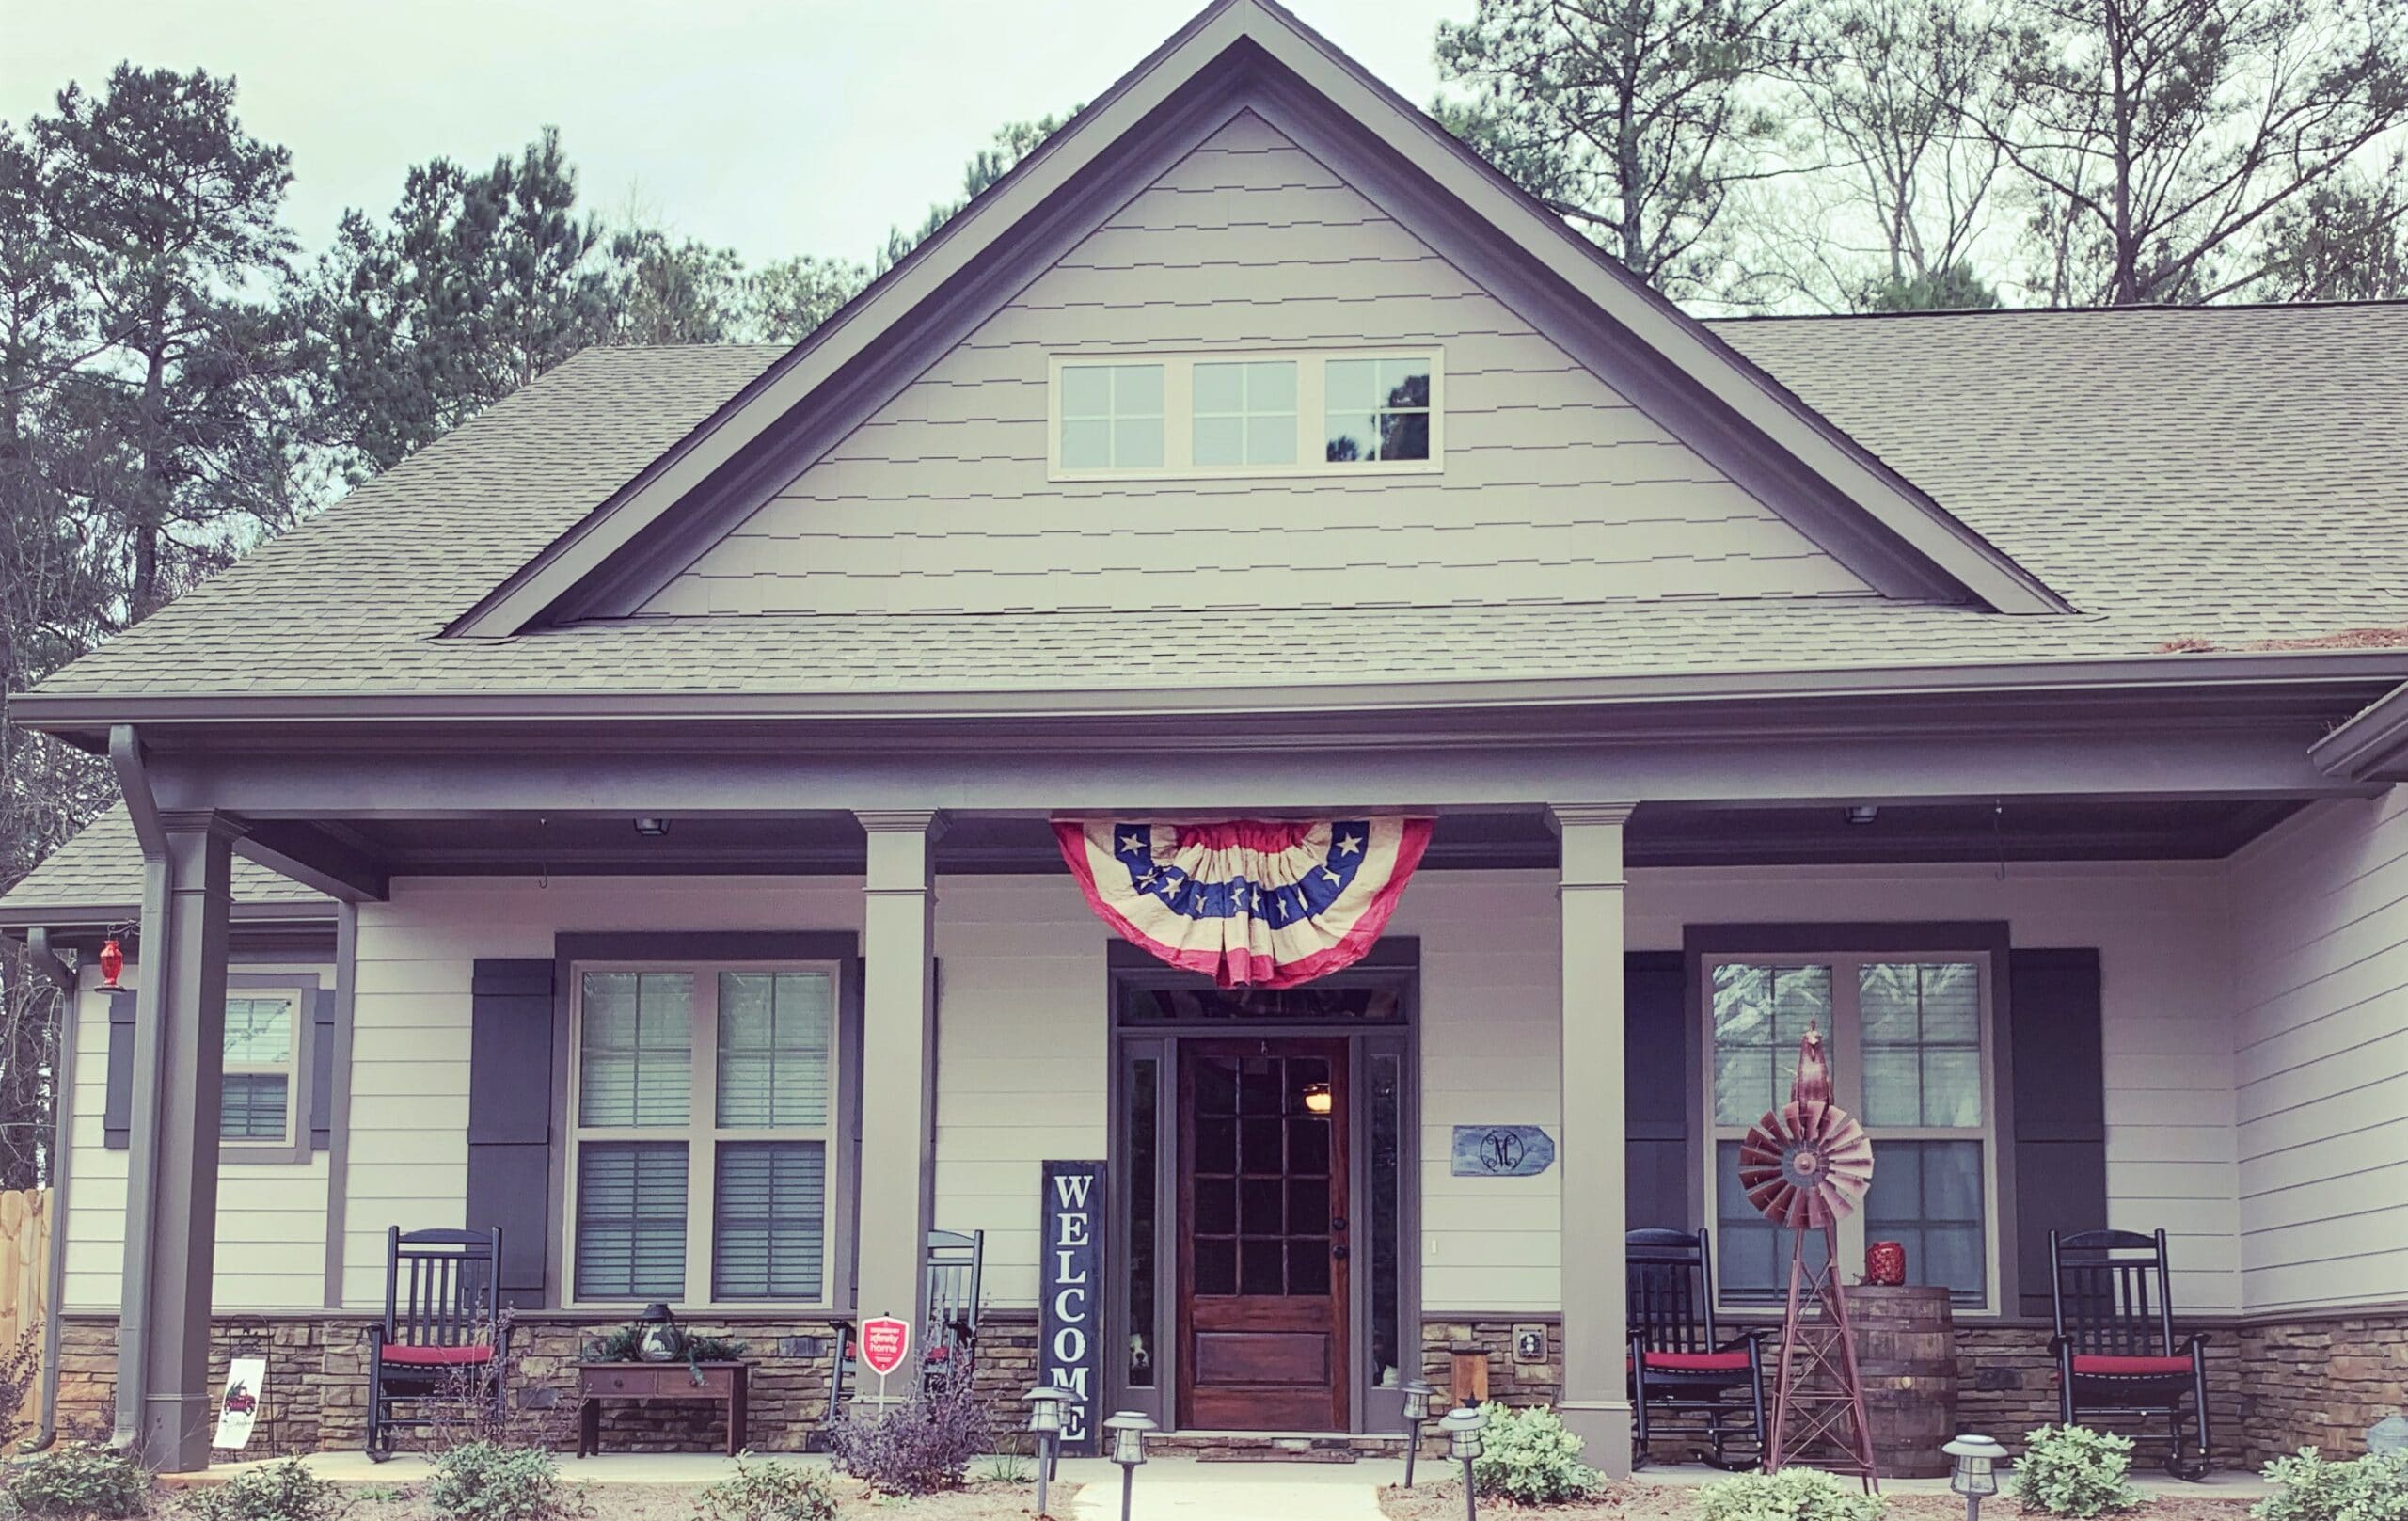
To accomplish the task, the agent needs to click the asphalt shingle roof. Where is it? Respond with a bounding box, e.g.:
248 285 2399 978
19 304 2408 703
0 805 330 923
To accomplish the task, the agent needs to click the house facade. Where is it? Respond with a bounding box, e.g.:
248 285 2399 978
5 0 2407 1477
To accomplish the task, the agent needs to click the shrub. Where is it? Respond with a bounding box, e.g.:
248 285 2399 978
1465 1404 1599 1505
2013 1425 2142 1518
424 1443 582 1521
694 1457 834 1521
8 1444 151 1519
181 1461 347 1521
1695 1467 1887 1521
822 1352 993 1497
2255 1448 2408 1521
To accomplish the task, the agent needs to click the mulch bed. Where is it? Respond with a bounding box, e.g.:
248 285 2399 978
1379 1482 2256 1521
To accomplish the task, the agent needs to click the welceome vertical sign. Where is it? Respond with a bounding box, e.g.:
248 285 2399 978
1039 1159 1106 1455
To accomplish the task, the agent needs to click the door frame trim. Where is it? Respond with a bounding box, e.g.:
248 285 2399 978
1103 939 1420 1435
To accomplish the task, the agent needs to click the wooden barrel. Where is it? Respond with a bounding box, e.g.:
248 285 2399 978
1845 1284 1958 1479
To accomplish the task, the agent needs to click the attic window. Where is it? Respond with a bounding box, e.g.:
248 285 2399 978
1050 350 1441 480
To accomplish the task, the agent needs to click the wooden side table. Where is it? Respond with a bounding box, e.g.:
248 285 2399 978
575 1361 750 1457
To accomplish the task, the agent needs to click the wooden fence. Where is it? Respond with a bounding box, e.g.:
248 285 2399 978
0 1189 48 1434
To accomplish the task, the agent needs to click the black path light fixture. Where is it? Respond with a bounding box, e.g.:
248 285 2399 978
1024 1386 1069 1516
1400 1379 1436 1487
1102 1410 1156 1521
1439 1404 1489 1521
1945 1434 2009 1521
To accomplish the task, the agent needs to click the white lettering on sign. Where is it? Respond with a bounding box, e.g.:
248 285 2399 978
1039 1160 1106 1457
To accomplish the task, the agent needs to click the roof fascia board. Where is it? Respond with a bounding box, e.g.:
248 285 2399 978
445 6 1269 638
1228 16 2065 615
1241 83 1971 606
2310 680 2408 781
17 650 2408 735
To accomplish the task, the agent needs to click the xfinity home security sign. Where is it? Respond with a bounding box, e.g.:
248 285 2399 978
1039 1159 1106 1455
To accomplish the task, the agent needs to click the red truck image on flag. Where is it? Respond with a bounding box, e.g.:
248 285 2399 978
1053 816 1433 988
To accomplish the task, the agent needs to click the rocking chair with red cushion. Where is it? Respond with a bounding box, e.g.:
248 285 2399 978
2049 1228 2212 1478
1627 1227 1767 1470
367 1226 506 1460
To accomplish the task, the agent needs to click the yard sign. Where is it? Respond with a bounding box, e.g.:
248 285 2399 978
1039 1160 1107 1455
859 1315 911 1377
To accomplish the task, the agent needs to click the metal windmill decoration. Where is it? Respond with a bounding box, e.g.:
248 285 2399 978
1740 1023 1880 1489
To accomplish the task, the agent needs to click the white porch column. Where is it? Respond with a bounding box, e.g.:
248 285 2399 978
851 810 943 1410
1550 802 1636 1477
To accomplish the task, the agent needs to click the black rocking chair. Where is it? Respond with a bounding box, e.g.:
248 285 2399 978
2049 1228 2212 1479
366 1226 506 1460
822 1228 987 1433
1627 1226 1767 1470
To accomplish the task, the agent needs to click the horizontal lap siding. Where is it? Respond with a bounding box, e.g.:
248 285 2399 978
2227 788 2408 1313
62 965 335 1312
641 109 1867 620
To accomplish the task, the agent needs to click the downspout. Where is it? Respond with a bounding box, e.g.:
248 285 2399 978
105 726 168 1455
21 928 76 1452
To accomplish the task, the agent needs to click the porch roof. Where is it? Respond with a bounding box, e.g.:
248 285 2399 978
13 302 2408 724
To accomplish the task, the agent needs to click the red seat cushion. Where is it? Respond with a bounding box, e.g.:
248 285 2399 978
2070 1354 2193 1377
1632 1350 1754 1373
381 1343 495 1367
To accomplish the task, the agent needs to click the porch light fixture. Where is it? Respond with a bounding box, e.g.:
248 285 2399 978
1024 1386 1069 1515
1102 1410 1155 1521
1945 1434 2008 1521
1303 1081 1334 1116
1439 1404 1487 1521
1400 1380 1435 1488
98 938 124 990
633 816 672 837
1845 805 1880 826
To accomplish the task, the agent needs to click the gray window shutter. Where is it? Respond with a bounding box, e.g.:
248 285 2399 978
2008 948 2107 1317
1625 951 1690 1232
467 959 556 1307
103 989 138 1150
309 987 338 1150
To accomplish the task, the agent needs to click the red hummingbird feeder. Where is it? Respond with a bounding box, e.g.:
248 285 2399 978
98 939 124 990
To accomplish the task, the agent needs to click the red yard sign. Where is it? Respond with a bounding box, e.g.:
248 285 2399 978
859 1316 911 1378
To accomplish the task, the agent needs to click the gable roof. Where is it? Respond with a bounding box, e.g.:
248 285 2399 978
15 301 2408 725
440 0 2062 635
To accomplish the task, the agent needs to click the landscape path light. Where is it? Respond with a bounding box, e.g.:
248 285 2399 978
1024 1386 1069 1516
1102 1409 1156 1521
1945 1434 2009 1521
1400 1380 1435 1488
1439 1404 1488 1521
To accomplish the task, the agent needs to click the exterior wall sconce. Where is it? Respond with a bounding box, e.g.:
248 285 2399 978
633 816 671 837
1102 1411 1155 1521
1439 1404 1488 1521
1024 1386 1069 1516
1945 1434 2008 1521
1400 1379 1435 1487
1303 1081 1334 1115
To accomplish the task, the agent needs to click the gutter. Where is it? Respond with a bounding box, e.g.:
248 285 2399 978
104 726 166 1455
19 929 76 1452
2310 680 2408 782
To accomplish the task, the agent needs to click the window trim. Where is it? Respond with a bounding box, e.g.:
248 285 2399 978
1046 347 1445 482
561 958 848 1311
219 972 319 1165
1691 931 2008 1320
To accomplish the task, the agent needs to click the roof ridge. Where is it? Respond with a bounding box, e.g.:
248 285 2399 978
1708 297 2408 325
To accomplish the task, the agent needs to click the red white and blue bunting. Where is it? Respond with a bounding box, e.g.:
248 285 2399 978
1052 816 1434 989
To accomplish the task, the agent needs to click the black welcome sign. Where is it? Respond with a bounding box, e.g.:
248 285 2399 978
1038 1160 1107 1455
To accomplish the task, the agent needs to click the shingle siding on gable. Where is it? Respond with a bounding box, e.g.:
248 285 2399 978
641 111 1873 619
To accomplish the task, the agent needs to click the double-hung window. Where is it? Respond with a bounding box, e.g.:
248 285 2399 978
1703 951 1997 1310
567 963 841 1307
221 991 304 1149
1051 350 1441 479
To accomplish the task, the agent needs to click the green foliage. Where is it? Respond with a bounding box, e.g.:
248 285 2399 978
878 111 1081 272
425 1443 582 1521
1695 1466 1887 1521
973 1454 1033 1485
2011 1425 2142 1518
1465 1404 1600 1505
1858 260 2004 312
8 1444 152 1519
694 1456 835 1521
579 1321 746 1376
179 1460 347 1521
2255 1448 2408 1521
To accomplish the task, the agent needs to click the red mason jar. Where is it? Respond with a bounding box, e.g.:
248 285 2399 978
1865 1240 1908 1287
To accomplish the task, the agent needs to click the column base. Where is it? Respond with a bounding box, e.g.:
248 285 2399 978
1558 1398 1635 1480
142 1391 216 1473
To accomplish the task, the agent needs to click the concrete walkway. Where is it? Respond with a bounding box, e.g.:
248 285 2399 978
1070 1457 1399 1521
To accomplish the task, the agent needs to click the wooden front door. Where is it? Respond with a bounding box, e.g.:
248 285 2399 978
1178 1038 1349 1430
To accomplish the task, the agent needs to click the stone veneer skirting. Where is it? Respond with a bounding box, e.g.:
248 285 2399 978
55 1308 2406 1465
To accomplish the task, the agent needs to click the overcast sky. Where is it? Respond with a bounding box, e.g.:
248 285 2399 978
3 0 1471 268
